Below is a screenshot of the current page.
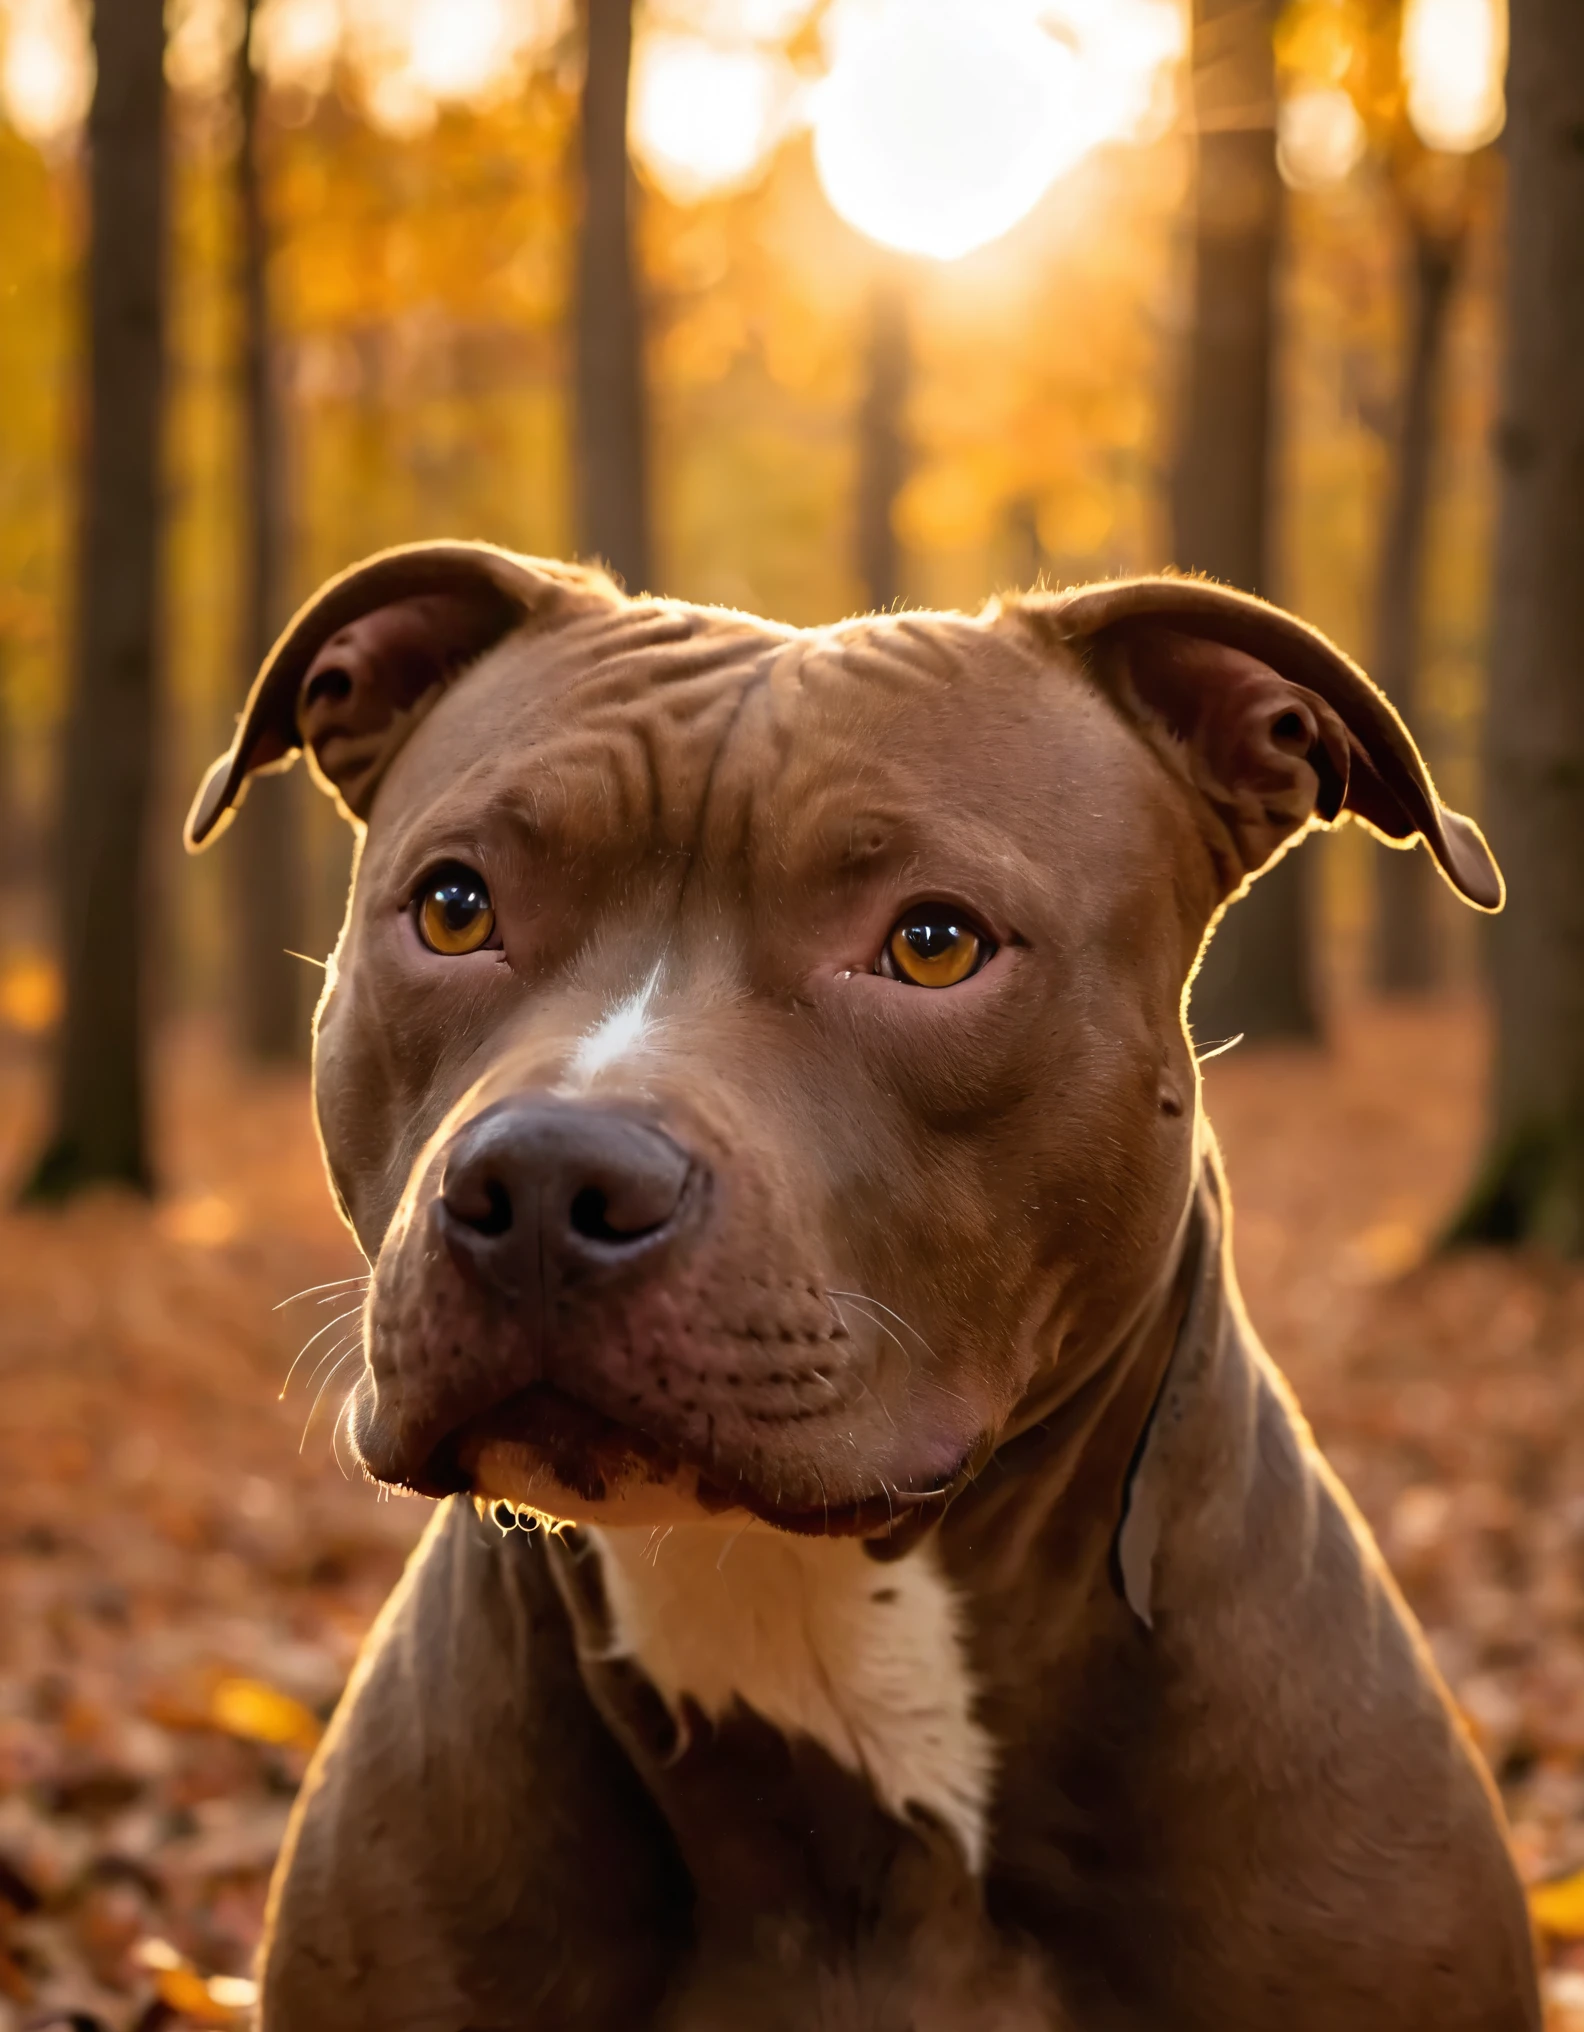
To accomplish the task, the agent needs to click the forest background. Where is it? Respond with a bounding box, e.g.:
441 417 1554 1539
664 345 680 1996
0 0 1514 1062
4 0 1584 2026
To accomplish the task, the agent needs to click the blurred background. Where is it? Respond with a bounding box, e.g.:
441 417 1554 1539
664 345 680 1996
2 0 1583 2024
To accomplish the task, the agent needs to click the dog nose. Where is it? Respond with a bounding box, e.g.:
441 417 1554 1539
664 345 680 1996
437 1099 699 1293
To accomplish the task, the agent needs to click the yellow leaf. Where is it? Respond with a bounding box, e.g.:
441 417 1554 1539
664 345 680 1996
154 1964 254 2026
0 952 61 1036
1531 1869 1584 1939
135 1942 257 2027
209 1675 323 1752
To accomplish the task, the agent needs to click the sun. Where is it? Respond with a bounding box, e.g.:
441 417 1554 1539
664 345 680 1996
811 0 1185 263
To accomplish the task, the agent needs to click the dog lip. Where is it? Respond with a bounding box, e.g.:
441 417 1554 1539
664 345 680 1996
420 1380 979 1540
425 1382 679 1499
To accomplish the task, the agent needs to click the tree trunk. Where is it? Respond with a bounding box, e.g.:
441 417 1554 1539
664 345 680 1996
1173 0 1321 1047
25 0 167 1200
1372 216 1463 996
574 0 648 591
1451 0 1584 1253
0 645 12 889
233 0 306 1062
856 276 910 612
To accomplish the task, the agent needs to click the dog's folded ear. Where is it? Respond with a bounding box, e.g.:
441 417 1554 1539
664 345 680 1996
184 542 617 851
1002 575 1502 911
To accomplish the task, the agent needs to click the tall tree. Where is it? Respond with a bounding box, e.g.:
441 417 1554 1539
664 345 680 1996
1173 0 1321 1044
574 0 648 590
0 645 12 895
855 275 910 612
1453 0 1584 1252
1370 175 1467 995
26 0 168 1199
232 0 306 1061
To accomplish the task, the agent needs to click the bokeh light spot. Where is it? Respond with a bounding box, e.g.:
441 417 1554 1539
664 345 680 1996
630 36 792 203
1402 0 1506 154
1277 84 1367 191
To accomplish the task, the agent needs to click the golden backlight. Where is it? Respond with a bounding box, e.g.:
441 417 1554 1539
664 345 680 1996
811 0 1184 262
1 0 1183 217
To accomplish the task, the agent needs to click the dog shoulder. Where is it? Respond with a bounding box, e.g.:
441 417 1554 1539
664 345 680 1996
260 1497 684 2030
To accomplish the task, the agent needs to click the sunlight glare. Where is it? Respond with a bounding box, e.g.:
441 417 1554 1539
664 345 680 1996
253 0 343 95
631 35 791 203
655 0 811 41
1401 0 1506 154
166 0 238 98
0 0 91 147
345 0 567 133
408 0 515 99
812 0 1185 262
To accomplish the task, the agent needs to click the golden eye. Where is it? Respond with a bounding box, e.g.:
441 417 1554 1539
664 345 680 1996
417 865 496 956
884 907 988 989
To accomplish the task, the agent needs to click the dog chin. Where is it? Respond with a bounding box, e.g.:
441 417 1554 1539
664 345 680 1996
433 1382 970 1540
464 1434 737 1529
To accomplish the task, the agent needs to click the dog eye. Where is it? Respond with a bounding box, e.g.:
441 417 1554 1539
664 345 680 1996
416 864 497 956
882 906 990 989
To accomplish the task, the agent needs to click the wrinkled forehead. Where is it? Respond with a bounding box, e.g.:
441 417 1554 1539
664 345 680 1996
365 602 1129 892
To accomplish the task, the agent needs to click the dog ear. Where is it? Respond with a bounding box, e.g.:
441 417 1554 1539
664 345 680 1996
184 542 617 851
1002 575 1502 911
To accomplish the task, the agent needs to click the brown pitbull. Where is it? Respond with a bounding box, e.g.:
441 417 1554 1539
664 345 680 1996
188 543 1538 2030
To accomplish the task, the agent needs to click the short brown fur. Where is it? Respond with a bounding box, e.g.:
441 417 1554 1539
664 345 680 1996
189 545 1535 2030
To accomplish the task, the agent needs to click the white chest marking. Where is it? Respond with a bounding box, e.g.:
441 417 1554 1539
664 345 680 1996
590 1523 995 1871
564 963 662 1089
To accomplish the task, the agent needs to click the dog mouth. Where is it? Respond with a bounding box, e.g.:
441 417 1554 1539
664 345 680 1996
419 1382 972 1539
430 1383 735 1514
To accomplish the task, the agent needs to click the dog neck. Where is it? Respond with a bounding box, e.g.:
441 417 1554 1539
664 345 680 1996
590 1520 995 1870
585 1166 1220 1880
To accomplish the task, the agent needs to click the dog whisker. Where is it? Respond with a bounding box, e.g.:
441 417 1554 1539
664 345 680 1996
824 1301 903 1436
715 1519 751 1574
832 1293 911 1368
329 1391 356 1481
299 1347 362 1454
272 1274 370 1312
306 1328 365 1391
827 1289 940 1362
280 1304 366 1398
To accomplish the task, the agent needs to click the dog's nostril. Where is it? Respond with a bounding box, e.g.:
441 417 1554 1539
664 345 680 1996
569 1184 665 1244
475 1180 513 1236
1270 708 1309 751
440 1102 697 1283
303 665 354 710
446 1174 513 1238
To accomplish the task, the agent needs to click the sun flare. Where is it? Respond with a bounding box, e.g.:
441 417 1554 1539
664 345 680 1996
811 0 1184 262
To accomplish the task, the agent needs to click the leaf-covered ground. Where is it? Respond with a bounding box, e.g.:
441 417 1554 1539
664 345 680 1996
1 1000 1581 2027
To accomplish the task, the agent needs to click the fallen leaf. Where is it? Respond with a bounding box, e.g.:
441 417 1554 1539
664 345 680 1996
1533 1872 1584 1941
209 1677 323 1753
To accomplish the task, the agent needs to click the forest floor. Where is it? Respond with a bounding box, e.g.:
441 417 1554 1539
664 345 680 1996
2 998 1583 2027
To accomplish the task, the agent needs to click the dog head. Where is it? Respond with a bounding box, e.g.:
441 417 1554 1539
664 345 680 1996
189 543 1500 1536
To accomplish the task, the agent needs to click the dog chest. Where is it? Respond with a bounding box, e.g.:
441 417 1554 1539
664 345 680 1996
589 1521 995 1872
